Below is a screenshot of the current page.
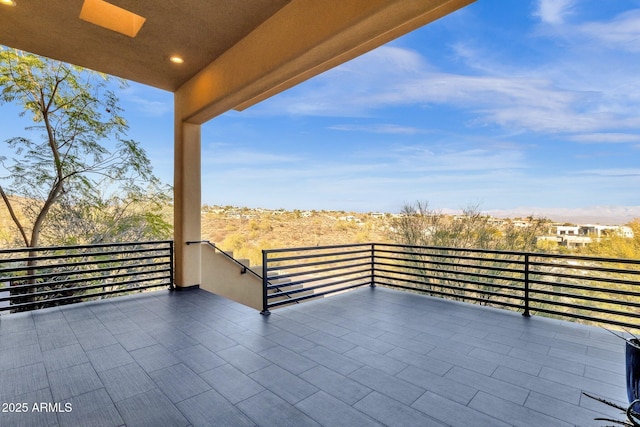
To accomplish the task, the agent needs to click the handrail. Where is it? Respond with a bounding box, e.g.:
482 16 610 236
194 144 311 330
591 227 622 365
0 240 173 254
187 240 262 280
185 241 296 311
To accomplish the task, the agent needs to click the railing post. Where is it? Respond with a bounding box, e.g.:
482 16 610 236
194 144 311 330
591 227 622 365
260 249 270 316
370 243 376 288
169 240 175 290
522 253 530 317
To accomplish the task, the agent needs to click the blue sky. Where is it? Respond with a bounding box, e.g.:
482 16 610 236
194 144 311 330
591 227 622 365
3 0 640 215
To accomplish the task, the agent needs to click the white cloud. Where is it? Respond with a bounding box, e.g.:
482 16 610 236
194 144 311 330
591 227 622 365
121 83 172 117
261 53 617 133
534 0 576 24
569 133 640 143
251 15 640 138
575 168 640 177
384 144 526 172
577 9 640 52
328 124 427 135
201 147 301 165
128 96 172 117
203 159 640 212
198 3 640 212
251 46 428 117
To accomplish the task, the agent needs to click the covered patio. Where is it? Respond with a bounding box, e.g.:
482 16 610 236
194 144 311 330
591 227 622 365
0 1 636 426
0 0 476 291
0 287 626 426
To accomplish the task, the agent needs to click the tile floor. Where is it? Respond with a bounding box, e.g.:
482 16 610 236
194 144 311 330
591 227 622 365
0 286 630 426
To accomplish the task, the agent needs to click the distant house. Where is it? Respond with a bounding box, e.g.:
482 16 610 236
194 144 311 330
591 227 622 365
487 217 506 227
580 224 634 239
556 226 580 236
559 235 592 248
618 226 635 238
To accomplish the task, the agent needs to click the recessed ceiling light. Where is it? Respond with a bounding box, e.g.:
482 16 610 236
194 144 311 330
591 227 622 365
169 56 184 64
1 0 16 7
79 0 145 38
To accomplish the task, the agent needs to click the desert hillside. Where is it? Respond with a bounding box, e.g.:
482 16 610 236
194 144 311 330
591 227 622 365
201 206 392 265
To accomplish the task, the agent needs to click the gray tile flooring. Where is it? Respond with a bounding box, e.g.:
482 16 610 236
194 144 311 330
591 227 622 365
0 286 630 426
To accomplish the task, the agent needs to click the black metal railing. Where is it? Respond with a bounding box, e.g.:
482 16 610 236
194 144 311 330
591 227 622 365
261 243 640 331
261 243 374 314
0 241 173 313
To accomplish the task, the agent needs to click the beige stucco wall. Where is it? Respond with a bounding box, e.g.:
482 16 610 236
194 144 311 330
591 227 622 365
199 244 263 311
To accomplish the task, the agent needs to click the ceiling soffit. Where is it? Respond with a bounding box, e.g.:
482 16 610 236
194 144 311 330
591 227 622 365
0 0 474 123
0 0 291 91
176 0 475 124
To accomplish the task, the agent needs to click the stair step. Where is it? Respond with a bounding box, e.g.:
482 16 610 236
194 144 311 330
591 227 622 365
268 283 303 294
268 277 292 286
268 288 315 304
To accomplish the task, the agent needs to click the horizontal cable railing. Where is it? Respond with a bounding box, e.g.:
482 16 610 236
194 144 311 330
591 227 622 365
0 241 174 313
261 243 373 313
261 243 640 331
526 252 640 330
373 244 527 312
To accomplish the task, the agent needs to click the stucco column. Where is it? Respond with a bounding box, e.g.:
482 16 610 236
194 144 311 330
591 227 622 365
174 110 201 288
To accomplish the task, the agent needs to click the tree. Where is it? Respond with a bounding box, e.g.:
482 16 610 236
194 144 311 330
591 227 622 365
0 47 168 248
0 48 171 311
389 201 549 305
40 183 172 246
391 201 547 251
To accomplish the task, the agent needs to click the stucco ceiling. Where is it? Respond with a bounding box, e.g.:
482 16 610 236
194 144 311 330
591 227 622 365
0 0 291 92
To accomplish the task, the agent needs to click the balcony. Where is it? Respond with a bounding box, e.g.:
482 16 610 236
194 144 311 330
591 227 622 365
0 242 636 426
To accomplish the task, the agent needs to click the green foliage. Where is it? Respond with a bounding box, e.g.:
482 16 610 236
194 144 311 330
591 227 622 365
389 201 549 307
221 233 247 252
41 183 172 245
580 219 640 259
391 201 547 251
0 47 170 247
390 202 640 331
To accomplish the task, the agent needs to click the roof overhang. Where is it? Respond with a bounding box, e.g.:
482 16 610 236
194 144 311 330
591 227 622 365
0 0 475 124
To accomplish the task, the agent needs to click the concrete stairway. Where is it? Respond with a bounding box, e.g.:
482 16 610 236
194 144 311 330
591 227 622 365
199 244 314 311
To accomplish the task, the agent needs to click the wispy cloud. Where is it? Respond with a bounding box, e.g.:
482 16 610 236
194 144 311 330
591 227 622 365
121 84 172 117
201 147 301 166
203 158 640 212
252 6 640 139
128 96 172 117
575 168 640 177
381 144 526 172
201 139 532 212
578 9 640 52
251 46 427 117
199 2 640 212
328 124 428 135
533 0 576 24
570 133 640 143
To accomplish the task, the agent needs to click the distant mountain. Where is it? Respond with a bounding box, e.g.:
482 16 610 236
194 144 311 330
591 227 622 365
483 206 640 225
